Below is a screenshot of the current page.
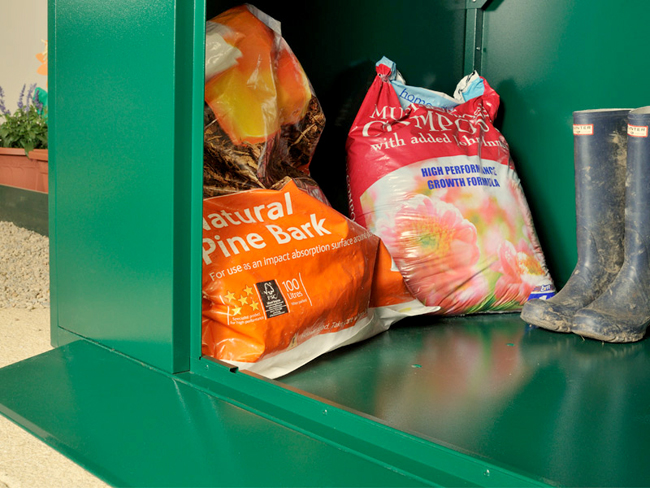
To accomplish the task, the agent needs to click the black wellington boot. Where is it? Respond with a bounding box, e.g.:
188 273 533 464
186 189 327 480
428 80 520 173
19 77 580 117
521 109 629 332
573 107 650 342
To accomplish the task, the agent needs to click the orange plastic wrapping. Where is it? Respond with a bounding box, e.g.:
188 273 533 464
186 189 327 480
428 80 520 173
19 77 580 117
202 182 437 378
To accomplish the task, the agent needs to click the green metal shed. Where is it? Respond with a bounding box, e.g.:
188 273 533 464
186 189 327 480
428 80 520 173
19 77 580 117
2 0 650 486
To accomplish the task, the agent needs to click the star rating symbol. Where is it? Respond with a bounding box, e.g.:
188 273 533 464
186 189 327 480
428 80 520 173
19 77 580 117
221 286 261 317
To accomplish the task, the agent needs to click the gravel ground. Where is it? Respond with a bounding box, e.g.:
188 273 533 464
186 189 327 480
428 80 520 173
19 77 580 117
0 222 49 309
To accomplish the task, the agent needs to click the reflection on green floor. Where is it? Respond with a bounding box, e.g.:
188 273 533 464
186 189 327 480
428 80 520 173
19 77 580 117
283 314 650 487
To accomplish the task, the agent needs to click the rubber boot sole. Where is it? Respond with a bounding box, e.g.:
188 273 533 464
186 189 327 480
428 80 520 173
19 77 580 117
520 299 573 333
572 308 648 343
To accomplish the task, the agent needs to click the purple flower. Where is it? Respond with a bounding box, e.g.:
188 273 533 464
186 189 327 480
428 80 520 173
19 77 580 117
33 89 44 112
0 86 8 115
25 84 36 110
17 84 25 110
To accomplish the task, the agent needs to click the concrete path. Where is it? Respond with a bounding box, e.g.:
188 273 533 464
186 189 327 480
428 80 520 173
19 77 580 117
0 309 108 488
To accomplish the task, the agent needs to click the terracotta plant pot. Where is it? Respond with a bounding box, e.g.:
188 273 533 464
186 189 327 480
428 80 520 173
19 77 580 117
0 148 48 193
29 149 49 193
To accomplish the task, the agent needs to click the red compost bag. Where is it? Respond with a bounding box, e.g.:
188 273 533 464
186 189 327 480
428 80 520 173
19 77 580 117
346 58 554 315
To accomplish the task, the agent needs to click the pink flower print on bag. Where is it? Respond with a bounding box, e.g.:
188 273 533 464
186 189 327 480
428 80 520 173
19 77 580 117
377 195 483 312
493 240 548 307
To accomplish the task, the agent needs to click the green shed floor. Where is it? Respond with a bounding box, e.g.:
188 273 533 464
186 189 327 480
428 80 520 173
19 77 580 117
1 314 648 487
284 314 650 487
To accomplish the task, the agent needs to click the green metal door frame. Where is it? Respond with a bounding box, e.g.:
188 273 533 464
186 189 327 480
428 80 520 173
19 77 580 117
463 0 489 74
48 0 206 374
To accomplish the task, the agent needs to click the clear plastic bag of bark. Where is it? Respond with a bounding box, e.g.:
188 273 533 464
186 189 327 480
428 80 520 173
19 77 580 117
204 4 327 203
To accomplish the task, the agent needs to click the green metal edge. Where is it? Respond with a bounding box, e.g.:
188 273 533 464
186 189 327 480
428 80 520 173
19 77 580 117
48 0 60 348
171 0 206 373
51 327 82 347
185 357 552 487
186 0 207 369
463 8 485 74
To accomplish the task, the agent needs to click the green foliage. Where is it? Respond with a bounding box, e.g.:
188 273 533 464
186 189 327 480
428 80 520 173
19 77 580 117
0 85 48 156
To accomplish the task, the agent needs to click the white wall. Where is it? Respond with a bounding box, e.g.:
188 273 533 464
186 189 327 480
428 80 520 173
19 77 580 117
0 0 48 112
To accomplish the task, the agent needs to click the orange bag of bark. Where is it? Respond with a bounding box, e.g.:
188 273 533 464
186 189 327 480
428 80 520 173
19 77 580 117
202 181 436 378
